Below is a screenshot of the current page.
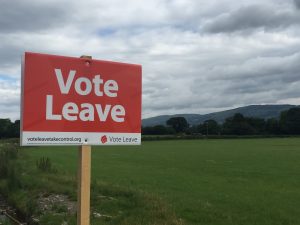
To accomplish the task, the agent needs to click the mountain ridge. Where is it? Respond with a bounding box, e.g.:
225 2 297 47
142 104 298 127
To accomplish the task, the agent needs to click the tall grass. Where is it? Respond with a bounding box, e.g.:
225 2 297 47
0 140 184 225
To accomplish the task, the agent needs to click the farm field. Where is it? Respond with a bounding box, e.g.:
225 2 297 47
23 138 300 225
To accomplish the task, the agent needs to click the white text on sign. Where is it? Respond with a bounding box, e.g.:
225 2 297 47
46 69 126 122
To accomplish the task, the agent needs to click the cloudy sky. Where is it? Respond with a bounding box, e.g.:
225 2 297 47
0 0 300 120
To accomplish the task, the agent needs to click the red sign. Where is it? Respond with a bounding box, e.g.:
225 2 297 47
21 52 142 145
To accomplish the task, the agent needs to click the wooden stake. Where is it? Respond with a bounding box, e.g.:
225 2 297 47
77 144 91 225
77 55 92 225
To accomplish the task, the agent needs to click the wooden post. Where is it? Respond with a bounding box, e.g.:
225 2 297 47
77 55 92 225
77 145 91 225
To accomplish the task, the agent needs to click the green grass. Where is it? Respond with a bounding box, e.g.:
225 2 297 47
21 138 300 224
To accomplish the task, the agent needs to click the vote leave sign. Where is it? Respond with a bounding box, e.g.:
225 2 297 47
21 52 142 146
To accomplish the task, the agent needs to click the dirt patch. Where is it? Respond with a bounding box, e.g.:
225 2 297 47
37 194 76 215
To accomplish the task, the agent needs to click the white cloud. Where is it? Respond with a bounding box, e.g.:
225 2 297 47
0 78 20 121
0 0 300 120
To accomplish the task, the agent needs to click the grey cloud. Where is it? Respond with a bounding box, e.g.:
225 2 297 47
0 41 23 72
0 78 20 120
203 4 300 33
0 0 300 120
206 53 300 82
141 30 300 116
0 0 70 33
295 0 300 9
187 52 300 111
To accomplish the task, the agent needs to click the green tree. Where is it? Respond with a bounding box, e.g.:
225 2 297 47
280 107 300 134
152 125 169 135
7 120 20 138
247 117 266 134
265 118 281 134
197 120 220 135
166 117 189 133
222 113 255 135
0 118 12 138
142 125 175 135
185 125 198 135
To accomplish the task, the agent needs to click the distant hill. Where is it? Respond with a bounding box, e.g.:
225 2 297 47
142 105 298 127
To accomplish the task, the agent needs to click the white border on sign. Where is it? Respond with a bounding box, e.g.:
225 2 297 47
21 132 141 146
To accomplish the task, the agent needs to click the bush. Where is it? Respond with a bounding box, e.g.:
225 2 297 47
4 143 19 159
7 166 22 190
0 143 19 179
0 150 9 178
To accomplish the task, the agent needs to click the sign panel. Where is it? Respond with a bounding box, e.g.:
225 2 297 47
21 52 142 146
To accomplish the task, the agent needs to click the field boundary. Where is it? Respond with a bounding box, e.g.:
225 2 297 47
142 134 300 141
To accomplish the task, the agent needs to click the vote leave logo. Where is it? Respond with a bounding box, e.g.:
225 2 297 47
21 52 142 146
100 135 108 144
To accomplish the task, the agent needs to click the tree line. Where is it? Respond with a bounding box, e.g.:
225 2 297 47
0 107 299 138
0 119 20 138
142 107 300 136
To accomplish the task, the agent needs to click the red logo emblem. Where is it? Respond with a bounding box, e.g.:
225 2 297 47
101 135 108 144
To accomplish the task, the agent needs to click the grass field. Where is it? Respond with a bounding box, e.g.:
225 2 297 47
22 138 300 225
